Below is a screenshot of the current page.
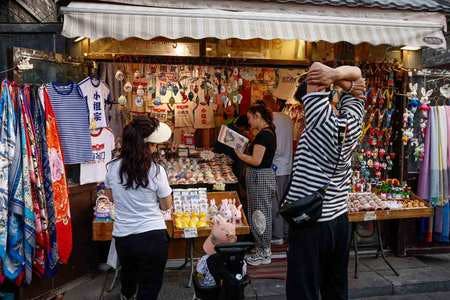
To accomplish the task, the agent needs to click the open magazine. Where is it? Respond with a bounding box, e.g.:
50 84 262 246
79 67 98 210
217 125 249 152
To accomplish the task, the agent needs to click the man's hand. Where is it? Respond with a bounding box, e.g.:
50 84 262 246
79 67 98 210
351 78 366 99
307 62 338 90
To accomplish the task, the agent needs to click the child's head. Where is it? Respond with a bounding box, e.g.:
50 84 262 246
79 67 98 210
203 215 237 255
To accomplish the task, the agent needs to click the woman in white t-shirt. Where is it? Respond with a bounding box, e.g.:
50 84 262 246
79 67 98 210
105 116 173 300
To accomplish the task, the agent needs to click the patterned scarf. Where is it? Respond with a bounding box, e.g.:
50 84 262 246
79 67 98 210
43 88 72 264
34 86 58 276
0 80 17 259
3 85 24 281
22 87 48 277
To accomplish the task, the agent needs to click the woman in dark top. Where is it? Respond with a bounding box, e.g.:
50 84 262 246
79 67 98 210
235 104 277 266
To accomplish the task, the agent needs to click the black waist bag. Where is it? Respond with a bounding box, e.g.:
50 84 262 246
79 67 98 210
279 185 327 227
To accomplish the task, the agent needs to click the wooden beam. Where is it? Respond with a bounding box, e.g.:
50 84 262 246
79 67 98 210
0 23 62 33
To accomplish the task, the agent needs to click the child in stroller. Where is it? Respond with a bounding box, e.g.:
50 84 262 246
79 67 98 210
193 215 252 300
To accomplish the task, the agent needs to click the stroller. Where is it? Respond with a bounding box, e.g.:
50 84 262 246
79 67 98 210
193 242 254 300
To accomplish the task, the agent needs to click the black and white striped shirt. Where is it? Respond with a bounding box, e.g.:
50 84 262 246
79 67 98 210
285 92 365 222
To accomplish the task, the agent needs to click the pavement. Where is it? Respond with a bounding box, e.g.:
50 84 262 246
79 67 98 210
62 253 450 300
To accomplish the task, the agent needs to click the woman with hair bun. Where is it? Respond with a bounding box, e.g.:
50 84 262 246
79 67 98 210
234 103 277 266
105 116 173 300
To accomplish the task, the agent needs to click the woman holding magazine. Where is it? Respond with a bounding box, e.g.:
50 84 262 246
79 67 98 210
234 103 277 266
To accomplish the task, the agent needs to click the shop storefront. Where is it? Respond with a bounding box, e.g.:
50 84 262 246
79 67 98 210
1 0 449 298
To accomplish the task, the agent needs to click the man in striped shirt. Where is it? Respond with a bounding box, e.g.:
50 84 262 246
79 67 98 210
286 62 366 300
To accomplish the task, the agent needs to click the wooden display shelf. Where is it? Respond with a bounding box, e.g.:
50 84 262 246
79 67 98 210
169 191 250 239
349 207 433 222
349 193 433 222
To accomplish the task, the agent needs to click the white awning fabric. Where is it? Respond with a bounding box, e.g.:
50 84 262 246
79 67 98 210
61 1 447 49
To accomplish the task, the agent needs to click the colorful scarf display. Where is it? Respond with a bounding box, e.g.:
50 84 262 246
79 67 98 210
0 82 72 285
418 106 450 243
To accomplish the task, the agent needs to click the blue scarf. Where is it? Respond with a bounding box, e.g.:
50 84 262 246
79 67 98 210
0 80 17 259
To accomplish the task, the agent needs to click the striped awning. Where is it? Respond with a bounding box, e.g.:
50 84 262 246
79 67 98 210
61 1 447 49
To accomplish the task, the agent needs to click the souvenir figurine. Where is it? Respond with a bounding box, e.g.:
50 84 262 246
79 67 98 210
137 85 145 97
219 199 233 222
118 95 127 106
419 87 433 118
123 81 133 93
115 70 124 82
208 199 218 220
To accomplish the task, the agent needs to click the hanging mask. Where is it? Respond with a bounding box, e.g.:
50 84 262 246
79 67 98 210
172 85 179 96
137 85 145 97
145 71 152 81
169 96 175 105
134 70 142 80
124 81 133 93
220 85 226 94
238 78 243 86
160 84 167 96
115 70 124 82
135 96 144 107
188 91 195 101
118 95 127 106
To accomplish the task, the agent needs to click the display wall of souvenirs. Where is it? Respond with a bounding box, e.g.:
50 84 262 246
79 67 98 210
351 63 405 192
98 63 307 144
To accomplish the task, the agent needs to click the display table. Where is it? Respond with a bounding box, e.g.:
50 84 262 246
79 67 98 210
348 197 433 279
93 191 250 289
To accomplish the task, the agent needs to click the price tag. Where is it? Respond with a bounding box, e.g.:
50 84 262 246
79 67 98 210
213 183 226 191
183 227 198 238
363 211 377 221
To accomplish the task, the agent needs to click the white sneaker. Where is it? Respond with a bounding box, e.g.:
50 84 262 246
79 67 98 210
271 239 284 245
246 248 272 266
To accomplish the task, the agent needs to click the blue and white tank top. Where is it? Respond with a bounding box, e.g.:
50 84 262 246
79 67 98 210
46 82 92 164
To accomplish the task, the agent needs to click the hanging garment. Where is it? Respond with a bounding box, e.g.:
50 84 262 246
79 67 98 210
0 80 17 259
429 107 440 206
438 106 448 205
43 88 72 264
3 88 36 284
78 77 110 129
35 86 58 276
80 128 115 185
23 86 49 277
46 82 92 164
3 87 25 281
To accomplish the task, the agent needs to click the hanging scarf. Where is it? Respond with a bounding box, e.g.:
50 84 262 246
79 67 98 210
429 107 440 206
43 88 72 264
35 86 58 275
3 85 24 281
22 86 49 277
439 106 448 205
0 80 17 259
